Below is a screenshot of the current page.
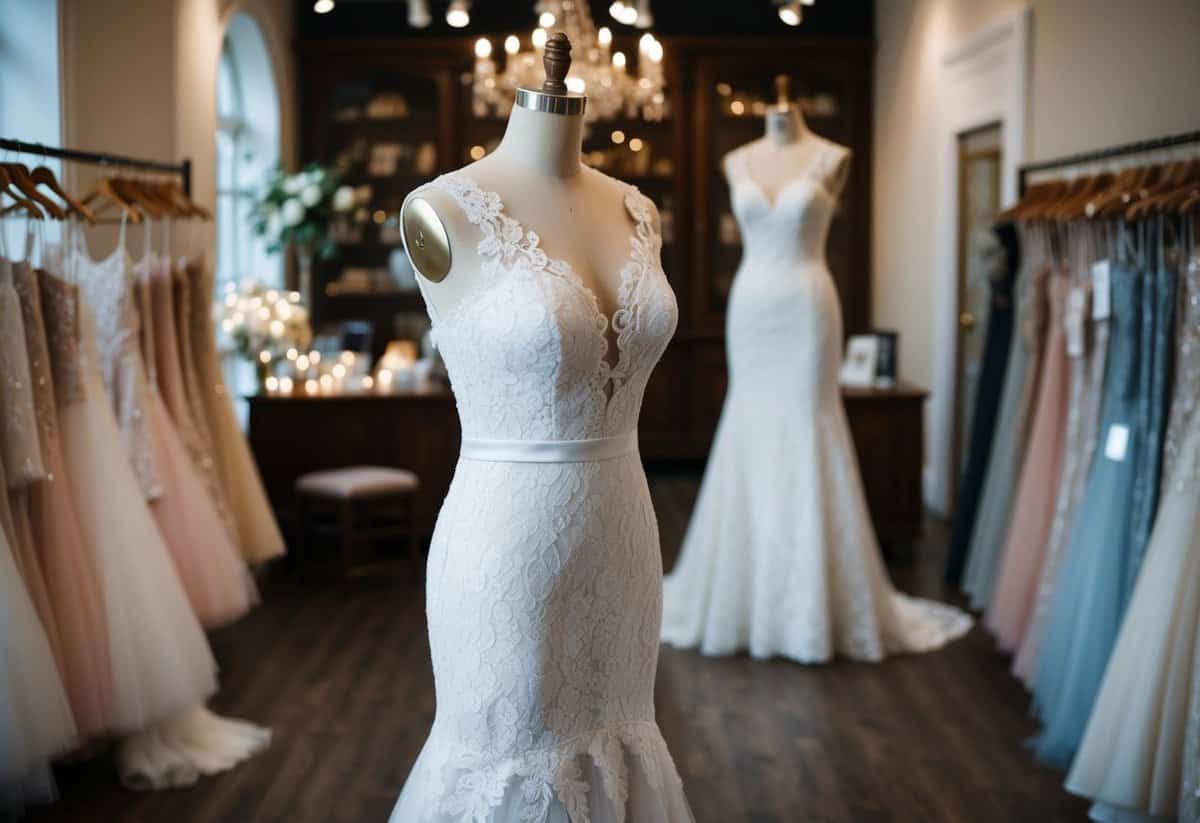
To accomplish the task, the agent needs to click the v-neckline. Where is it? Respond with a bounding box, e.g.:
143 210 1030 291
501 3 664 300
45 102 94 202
731 145 836 210
448 171 653 393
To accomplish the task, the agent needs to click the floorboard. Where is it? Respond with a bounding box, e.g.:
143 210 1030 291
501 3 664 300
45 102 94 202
25 469 1089 823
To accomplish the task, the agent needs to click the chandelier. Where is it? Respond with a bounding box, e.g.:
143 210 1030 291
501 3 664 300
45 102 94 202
472 1 667 124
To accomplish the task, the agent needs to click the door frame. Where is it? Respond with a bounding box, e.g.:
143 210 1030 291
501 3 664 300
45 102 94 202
925 5 1030 515
950 126 1002 505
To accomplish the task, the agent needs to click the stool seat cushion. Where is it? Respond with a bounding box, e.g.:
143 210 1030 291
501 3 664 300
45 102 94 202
296 466 420 499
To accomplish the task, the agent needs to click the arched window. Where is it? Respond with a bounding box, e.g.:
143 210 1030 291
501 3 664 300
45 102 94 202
216 12 281 293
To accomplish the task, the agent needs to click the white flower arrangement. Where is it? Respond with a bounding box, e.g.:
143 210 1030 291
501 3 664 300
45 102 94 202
252 164 354 259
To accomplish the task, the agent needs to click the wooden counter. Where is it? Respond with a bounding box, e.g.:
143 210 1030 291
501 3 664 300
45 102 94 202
248 381 927 548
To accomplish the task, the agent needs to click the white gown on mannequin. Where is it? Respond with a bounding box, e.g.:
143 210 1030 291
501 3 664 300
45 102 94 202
661 144 971 663
390 171 693 823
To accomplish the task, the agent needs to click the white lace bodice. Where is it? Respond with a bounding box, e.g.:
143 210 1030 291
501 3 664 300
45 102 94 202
72 225 163 499
413 173 677 442
725 144 843 267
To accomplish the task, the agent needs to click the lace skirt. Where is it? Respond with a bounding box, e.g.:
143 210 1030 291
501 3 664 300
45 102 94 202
390 455 693 823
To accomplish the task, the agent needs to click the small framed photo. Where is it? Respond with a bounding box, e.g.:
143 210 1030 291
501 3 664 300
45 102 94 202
872 329 899 388
839 335 878 388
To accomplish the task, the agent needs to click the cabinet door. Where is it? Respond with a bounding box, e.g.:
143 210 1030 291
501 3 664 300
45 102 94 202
689 46 871 338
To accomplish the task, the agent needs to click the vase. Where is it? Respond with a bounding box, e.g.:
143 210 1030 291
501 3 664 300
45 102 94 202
295 245 314 309
255 357 273 394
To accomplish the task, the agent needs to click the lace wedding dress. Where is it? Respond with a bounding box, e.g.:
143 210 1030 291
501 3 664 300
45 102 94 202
660 145 971 663
390 171 693 823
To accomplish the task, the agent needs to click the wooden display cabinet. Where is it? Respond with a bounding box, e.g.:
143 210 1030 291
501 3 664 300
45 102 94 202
298 35 874 458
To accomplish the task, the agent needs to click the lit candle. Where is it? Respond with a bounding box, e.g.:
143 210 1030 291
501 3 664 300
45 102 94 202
532 27 547 52
362 375 375 392
378 368 394 393
287 347 298 361
613 51 627 72
504 35 520 56
264 376 279 394
258 350 272 364
598 26 612 63
319 374 334 395
279 376 294 395
296 354 310 373
304 378 318 395
309 350 321 365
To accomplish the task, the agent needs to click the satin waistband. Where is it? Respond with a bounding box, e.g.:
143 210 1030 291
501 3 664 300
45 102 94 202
459 432 638 464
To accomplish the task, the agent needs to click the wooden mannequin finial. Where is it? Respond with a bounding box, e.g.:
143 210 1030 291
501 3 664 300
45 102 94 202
775 74 791 108
542 32 572 95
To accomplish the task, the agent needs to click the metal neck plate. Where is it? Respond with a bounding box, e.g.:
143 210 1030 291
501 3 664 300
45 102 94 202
515 87 586 117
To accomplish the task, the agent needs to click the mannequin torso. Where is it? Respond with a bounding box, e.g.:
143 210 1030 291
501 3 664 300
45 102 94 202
731 107 852 202
403 104 651 358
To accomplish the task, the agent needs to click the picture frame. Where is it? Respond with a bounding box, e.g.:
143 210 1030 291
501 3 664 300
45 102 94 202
839 334 878 388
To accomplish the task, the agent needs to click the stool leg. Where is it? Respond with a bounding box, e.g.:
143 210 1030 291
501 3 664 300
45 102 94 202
295 494 308 574
340 499 355 576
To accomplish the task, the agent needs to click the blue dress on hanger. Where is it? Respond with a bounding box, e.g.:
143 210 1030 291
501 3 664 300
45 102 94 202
1031 264 1145 767
1126 253 1178 600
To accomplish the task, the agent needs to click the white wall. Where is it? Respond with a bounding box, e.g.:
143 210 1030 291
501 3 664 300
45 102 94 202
58 0 296 259
874 0 1200 514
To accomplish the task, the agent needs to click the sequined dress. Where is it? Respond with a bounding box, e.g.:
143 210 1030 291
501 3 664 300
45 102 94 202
1066 249 1200 821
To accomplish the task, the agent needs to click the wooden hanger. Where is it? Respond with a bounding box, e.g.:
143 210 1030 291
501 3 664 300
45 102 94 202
1021 177 1093 222
113 176 168 219
1 162 66 219
1092 164 1158 219
158 179 210 220
1132 158 1200 217
30 165 96 223
80 173 144 223
1053 172 1113 221
998 181 1062 222
0 165 46 218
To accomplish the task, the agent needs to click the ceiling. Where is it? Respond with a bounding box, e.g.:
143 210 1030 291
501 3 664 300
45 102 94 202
296 0 875 40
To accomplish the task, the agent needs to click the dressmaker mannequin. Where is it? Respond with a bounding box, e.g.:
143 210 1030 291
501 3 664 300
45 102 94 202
733 75 851 201
402 32 647 347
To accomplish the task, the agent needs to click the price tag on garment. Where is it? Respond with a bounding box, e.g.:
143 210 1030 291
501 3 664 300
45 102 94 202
1092 259 1111 320
1065 287 1087 357
1104 423 1130 462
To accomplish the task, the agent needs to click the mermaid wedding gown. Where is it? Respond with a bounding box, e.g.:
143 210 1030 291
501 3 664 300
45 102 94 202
390 171 693 823
660 144 971 663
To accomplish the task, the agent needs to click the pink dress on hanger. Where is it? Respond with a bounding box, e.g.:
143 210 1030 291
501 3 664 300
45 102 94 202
150 260 235 538
0 259 62 669
77 219 256 630
12 260 115 740
986 272 1071 651
185 257 286 565
43 263 218 732
138 252 257 628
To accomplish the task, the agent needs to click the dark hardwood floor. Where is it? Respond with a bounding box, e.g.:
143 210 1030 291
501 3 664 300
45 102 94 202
26 470 1089 823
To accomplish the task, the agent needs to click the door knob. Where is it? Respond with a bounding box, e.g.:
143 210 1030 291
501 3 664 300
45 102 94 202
959 311 976 330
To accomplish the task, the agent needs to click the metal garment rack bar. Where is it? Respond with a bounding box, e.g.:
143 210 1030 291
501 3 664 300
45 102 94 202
0 137 192 197
1017 129 1200 194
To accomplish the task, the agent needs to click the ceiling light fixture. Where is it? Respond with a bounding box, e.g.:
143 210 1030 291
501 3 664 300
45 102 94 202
407 0 431 28
473 1 667 125
777 1 802 26
313 0 335 13
609 1 639 26
446 0 471 29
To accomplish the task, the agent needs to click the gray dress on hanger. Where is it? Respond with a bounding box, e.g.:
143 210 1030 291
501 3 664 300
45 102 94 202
961 225 1051 610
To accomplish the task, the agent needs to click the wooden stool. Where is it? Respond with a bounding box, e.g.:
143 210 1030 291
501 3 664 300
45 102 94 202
294 466 421 577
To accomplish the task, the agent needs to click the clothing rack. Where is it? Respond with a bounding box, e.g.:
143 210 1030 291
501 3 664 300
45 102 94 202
1017 129 1200 194
0 137 191 197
